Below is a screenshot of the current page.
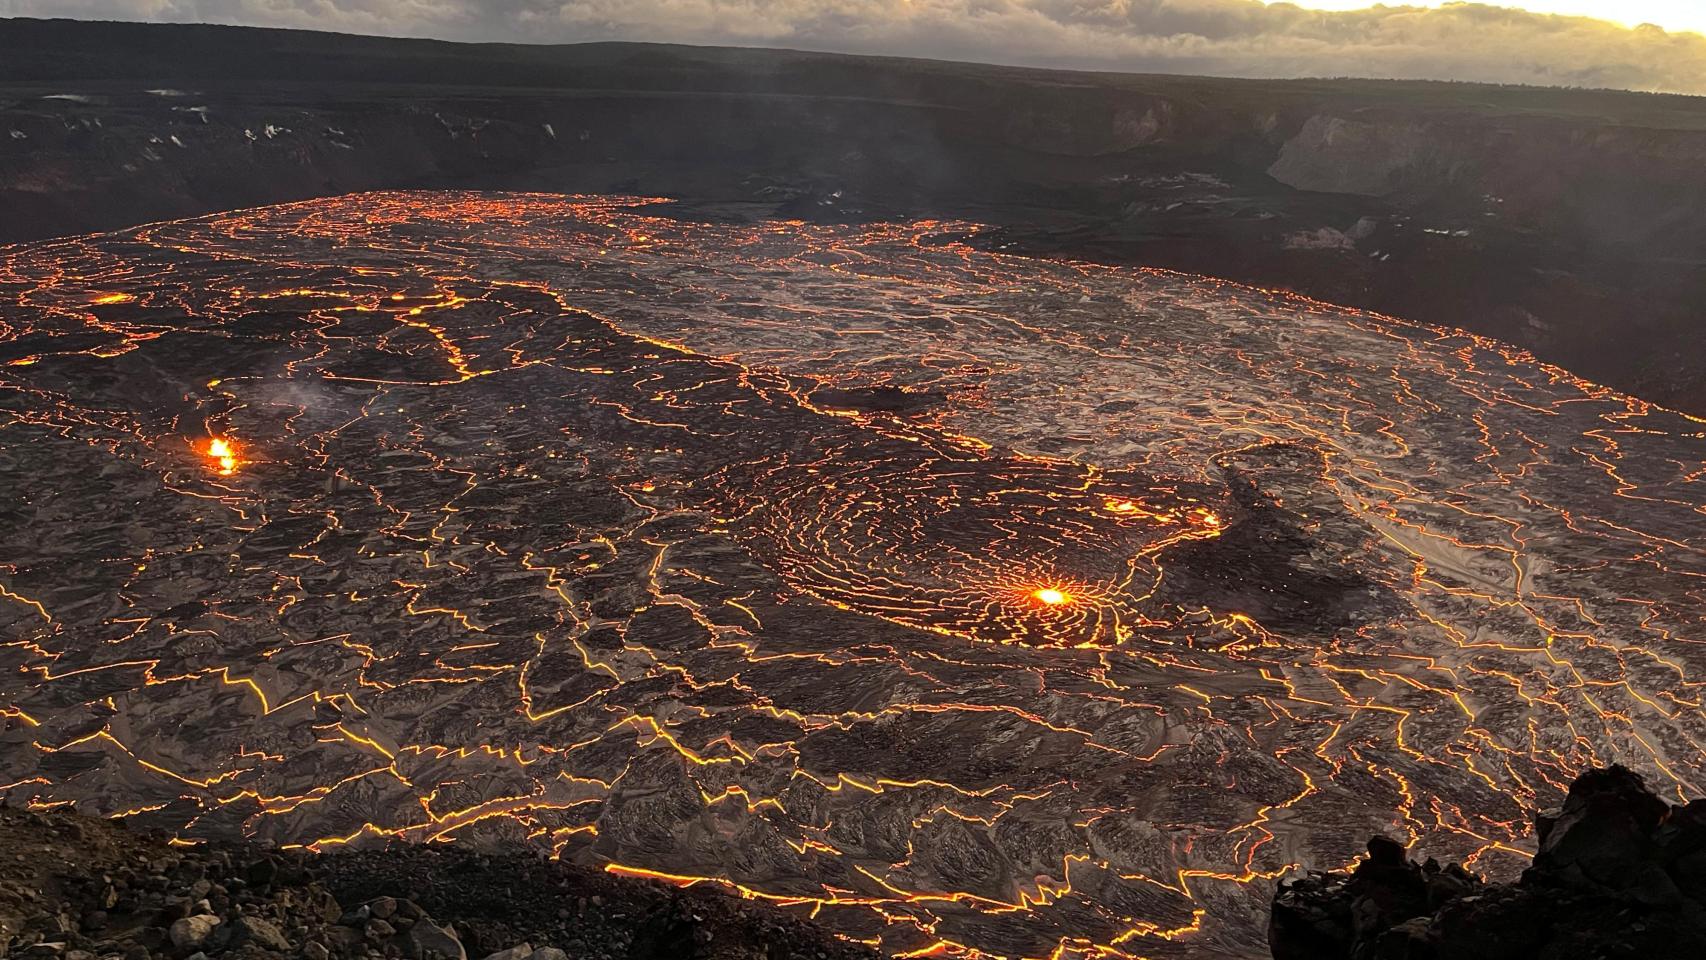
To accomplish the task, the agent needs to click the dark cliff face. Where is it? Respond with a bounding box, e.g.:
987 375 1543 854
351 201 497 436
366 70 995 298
6 17 1706 413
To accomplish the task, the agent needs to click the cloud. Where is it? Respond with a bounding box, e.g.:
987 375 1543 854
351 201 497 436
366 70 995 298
6 0 1706 93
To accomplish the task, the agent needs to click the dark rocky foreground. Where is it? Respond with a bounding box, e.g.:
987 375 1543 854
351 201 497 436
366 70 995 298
9 768 1703 960
0 805 876 960
1271 766 1706 960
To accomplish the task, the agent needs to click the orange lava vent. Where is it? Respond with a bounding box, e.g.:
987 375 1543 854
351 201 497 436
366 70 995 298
206 437 239 475
1032 587 1071 606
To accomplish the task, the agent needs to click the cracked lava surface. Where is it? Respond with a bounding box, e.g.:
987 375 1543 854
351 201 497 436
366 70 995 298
3 192 1706 959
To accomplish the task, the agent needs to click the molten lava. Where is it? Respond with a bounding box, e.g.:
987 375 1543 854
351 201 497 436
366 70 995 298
205 437 238 475
4 192 1706 960
1032 587 1071 606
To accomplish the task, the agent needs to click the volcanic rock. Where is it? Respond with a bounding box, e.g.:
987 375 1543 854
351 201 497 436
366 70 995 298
227 916 291 952
0 805 874 960
168 915 220 951
1270 765 1706 960
399 921 464 960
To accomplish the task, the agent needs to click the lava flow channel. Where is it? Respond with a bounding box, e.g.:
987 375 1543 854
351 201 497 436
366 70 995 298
3 191 1706 960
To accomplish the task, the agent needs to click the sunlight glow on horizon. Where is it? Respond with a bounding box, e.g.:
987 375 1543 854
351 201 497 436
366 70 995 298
1274 1 1705 35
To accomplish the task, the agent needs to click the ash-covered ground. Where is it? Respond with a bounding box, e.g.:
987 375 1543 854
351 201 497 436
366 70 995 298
3 192 1705 959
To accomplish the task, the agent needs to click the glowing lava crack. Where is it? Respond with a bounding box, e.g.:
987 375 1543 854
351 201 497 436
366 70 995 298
3 192 1706 960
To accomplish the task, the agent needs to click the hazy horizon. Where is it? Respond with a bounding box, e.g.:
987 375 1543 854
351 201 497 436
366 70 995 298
4 1 1706 95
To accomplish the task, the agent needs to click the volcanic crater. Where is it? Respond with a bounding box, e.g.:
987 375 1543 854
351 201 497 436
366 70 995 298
3 192 1706 959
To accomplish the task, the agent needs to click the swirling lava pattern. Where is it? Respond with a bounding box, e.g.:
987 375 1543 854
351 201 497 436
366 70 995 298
729 441 1222 648
3 193 1706 960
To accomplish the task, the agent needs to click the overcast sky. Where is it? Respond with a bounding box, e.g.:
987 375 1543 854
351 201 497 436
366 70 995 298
4 1 1706 95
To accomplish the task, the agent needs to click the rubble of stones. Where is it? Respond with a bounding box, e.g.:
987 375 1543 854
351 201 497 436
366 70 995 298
0 806 876 960
1270 765 1706 960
